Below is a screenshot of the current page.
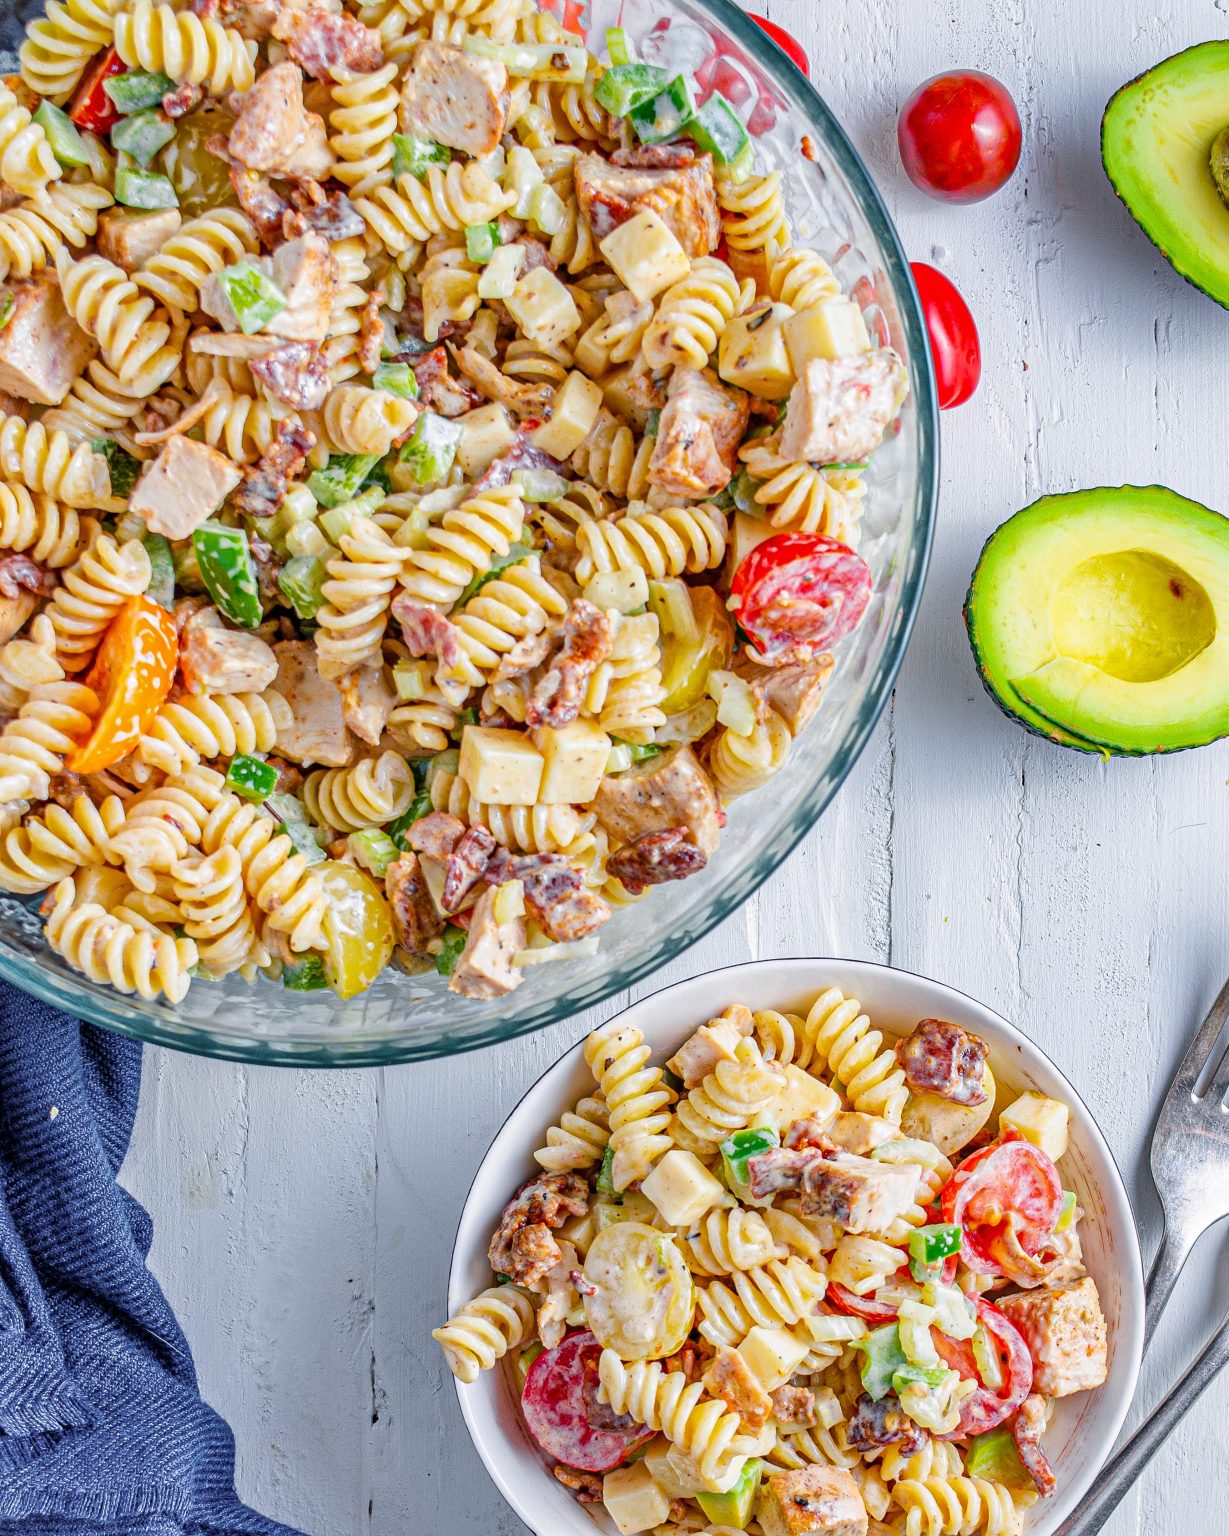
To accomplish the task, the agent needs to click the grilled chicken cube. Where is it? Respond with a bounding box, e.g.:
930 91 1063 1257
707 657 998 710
449 883 525 999
129 436 242 540
649 365 749 499
574 151 720 257
701 1345 774 1433
995 1278 1109 1398
271 640 354 766
778 350 909 467
97 207 182 273
339 663 397 747
179 606 277 695
226 60 332 180
798 1153 918 1235
667 1012 747 1088
398 40 508 157
266 233 334 343
759 1466 868 1536
735 656 835 735
822 1112 900 1157
0 276 96 405
594 743 721 856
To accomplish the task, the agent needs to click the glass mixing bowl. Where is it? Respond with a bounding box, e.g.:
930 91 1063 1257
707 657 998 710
0 0 938 1064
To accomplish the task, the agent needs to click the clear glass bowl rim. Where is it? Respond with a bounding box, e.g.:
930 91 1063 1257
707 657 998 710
0 0 940 1066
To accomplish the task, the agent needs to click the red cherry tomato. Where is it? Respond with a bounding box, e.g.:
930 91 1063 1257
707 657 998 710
941 1135 1063 1279
69 47 126 134
825 1283 902 1325
67 596 178 774
750 15 811 77
521 1332 654 1473
898 71 1021 202
933 1298 1034 1438
910 262 980 409
730 532 872 666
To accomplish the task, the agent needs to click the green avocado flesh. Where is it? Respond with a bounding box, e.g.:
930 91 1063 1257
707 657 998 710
965 486 1229 755
1103 41 1229 306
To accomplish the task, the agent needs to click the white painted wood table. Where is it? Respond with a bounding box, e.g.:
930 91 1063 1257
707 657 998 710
119 2 1229 1531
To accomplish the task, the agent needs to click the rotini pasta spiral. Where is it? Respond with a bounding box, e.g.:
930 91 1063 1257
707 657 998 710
173 845 268 978
670 1038 784 1154
0 414 112 509
709 712 793 799
108 766 225 891
136 689 293 778
695 1257 827 1347
322 238 371 385
20 0 121 101
676 1207 784 1278
0 793 125 894
0 484 86 568
134 208 258 315
503 335 574 390
45 876 198 1003
199 791 328 953
387 690 460 754
0 616 61 714
55 250 181 392
574 290 654 377
738 438 866 542
401 0 524 37
196 384 300 464
419 246 482 343
430 767 587 854
113 0 257 93
880 1441 965 1485
316 516 406 679
570 409 654 499
577 502 728 584
716 171 790 262
767 1422 859 1472
891 1477 1028 1536
45 534 151 672
355 163 514 257
597 1351 750 1490
432 1285 536 1384
443 556 568 694
0 677 98 805
41 361 147 446
769 246 842 312
0 83 62 201
584 611 666 745
0 184 111 283
804 985 909 1122
827 1235 905 1296
643 260 754 371
304 750 415 834
328 62 399 193
534 1092 611 1173
583 1019 675 1190
399 484 525 610
314 384 419 457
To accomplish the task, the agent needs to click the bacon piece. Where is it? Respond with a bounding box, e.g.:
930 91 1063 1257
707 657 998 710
162 80 204 118
284 184 365 242
249 341 329 411
405 809 465 864
233 418 315 519
611 142 697 169
515 234 557 273
1011 1395 1058 1497
390 592 462 668
487 1172 589 1289
783 1116 838 1154
359 289 384 377
385 851 445 954
472 432 564 494
526 598 613 730
771 1385 818 1429
409 346 481 418
553 1465 602 1504
845 1393 927 1455
484 848 611 942
605 827 707 895
272 7 384 79
227 161 291 248
442 824 497 912
0 555 53 598
897 1018 989 1106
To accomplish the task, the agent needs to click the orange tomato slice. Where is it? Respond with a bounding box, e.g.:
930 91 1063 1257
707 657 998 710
67 596 178 774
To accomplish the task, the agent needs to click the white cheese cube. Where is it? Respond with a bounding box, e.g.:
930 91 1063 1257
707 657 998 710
476 242 526 300
643 1437 697 1499
459 725 544 805
1000 1092 1070 1163
456 402 516 477
603 1461 671 1535
732 508 777 569
530 370 603 459
717 301 796 399
532 719 611 804
756 1065 841 1136
600 209 690 303
505 266 581 348
641 1149 725 1227
784 298 872 371
584 566 649 615
738 1325 810 1392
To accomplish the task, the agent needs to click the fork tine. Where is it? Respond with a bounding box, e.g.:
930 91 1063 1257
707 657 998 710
1175 976 1229 1102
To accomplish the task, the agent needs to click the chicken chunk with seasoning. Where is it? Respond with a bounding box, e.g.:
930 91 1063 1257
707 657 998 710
574 151 720 257
0 275 96 406
398 40 508 158
594 743 722 856
179 607 278 696
270 640 354 767
649 365 749 500
779 350 909 467
97 207 182 273
995 1278 1109 1398
759 1466 868 1536
129 436 242 541
449 882 525 999
226 60 332 180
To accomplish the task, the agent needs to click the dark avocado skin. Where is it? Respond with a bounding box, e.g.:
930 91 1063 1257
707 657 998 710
963 485 1228 759
1102 42 1229 312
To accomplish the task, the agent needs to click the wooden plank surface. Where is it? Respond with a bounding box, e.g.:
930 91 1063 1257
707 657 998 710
121 2 1229 1531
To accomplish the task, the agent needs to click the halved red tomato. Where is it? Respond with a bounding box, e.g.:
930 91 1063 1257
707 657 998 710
67 596 177 774
824 1283 901 1325
940 1134 1063 1278
933 1297 1033 1437
521 1332 654 1473
729 531 872 666
69 47 125 134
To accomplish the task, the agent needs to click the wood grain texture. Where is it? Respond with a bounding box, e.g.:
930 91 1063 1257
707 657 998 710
120 3 1229 1532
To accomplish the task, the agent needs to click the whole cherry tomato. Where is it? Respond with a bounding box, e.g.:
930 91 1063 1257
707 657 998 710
898 71 1021 202
750 15 811 77
67 596 177 774
730 532 872 666
911 262 981 409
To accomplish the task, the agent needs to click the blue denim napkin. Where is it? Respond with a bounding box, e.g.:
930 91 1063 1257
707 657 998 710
0 984 304 1535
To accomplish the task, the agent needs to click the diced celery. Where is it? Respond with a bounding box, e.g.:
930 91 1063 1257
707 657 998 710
348 828 399 878
215 260 285 334
528 181 566 236
730 468 763 517
138 531 174 609
605 742 633 774
596 1144 618 1198
266 792 308 824
391 133 449 180
283 955 328 991
456 541 531 606
33 101 89 167
627 742 663 764
465 221 501 263
192 521 262 629
104 69 174 114
477 242 526 300
110 108 175 168
464 34 587 82
605 27 634 66
594 62 669 117
972 1323 1005 1392
371 361 419 399
512 467 568 503
171 538 203 593
687 92 750 166
282 820 325 865
0 296 11 332
399 412 463 486
392 658 432 701
629 75 697 144
308 453 381 508
435 923 467 976
278 554 327 620
114 164 177 209
723 136 756 184
897 1300 940 1368
514 1339 544 1387
387 791 433 850
284 520 328 558
226 753 278 804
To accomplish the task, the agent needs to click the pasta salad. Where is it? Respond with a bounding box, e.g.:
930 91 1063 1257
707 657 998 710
0 1 906 1004
435 991 1110 1535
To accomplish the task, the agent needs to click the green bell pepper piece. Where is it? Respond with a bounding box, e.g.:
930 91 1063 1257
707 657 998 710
226 753 278 804
91 438 140 499
111 108 175 168
140 532 175 610
215 260 285 334
307 453 381 508
371 361 419 400
348 828 399 877
435 923 467 976
719 1126 779 1199
696 1459 762 1528
278 554 327 621
965 1426 1035 1492
104 69 175 114
595 1143 618 1198
892 1362 952 1395
907 1223 963 1283
687 92 751 166
192 521 263 629
391 133 450 180
594 62 669 117
605 27 633 66
465 221 501 263
630 75 697 144
282 820 325 865
266 791 308 825
852 1323 909 1401
33 101 89 167
387 791 433 851
283 955 328 991
399 411 463 485
114 164 178 210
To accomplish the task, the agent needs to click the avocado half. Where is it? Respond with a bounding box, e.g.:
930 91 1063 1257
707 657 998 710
965 486 1229 756
1103 41 1229 307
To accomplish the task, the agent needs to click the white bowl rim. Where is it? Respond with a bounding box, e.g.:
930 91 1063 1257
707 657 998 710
445 957 1146 1536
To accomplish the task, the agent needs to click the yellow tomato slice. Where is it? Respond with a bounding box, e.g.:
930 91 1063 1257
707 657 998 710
582 1222 694 1360
320 861 395 1000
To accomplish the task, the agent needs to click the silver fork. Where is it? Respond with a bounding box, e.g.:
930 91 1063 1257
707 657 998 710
1055 976 1229 1536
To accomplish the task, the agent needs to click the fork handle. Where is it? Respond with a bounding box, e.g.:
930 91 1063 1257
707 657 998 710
1053 1305 1229 1536
1143 1222 1197 1347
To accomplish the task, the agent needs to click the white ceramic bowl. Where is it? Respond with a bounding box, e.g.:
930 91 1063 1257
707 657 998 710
446 959 1145 1536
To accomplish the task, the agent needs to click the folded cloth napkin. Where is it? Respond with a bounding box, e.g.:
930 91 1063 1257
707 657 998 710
0 984 304 1535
